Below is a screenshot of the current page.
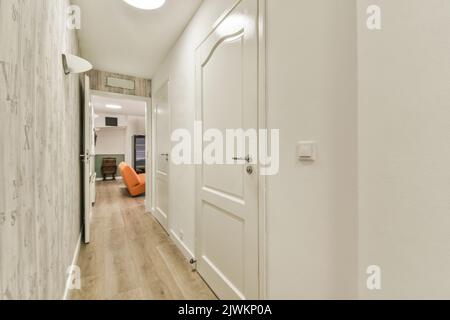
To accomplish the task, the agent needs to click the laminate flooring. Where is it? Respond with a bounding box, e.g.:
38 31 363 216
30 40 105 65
70 181 216 300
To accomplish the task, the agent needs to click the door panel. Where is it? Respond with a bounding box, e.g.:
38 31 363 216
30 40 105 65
202 37 245 198
195 0 259 300
145 100 152 213
83 75 93 244
154 83 170 231
156 175 169 217
202 202 245 291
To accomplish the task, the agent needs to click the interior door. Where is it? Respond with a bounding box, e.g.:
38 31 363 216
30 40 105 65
154 83 170 231
83 74 93 244
145 100 153 213
195 0 259 300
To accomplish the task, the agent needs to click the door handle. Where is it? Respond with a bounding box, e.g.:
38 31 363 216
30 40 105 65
232 155 252 163
80 153 93 162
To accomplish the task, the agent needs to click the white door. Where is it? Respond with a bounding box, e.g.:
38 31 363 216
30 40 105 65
83 75 93 244
145 100 152 213
153 83 170 231
195 0 259 300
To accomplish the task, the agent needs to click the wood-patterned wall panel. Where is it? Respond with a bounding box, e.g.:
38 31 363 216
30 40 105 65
87 69 152 97
0 0 82 300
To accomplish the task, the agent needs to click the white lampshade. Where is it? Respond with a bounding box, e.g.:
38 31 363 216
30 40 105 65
62 54 93 75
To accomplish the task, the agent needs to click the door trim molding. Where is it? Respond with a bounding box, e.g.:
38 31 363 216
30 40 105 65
257 0 267 301
83 74 92 244
151 80 171 232
170 229 196 263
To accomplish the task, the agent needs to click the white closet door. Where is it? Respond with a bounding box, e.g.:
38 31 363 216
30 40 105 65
154 83 170 231
83 75 93 244
195 0 259 300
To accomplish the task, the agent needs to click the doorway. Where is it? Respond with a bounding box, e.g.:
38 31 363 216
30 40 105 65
81 87 152 243
152 82 170 232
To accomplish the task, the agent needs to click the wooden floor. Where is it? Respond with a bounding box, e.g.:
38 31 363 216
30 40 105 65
70 181 216 300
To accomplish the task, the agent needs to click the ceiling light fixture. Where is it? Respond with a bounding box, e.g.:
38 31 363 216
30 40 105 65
123 0 166 10
105 104 123 110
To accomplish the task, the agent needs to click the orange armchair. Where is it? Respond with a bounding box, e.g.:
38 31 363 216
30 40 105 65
119 162 146 197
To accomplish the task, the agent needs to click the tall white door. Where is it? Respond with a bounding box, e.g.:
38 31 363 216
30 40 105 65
154 83 170 231
145 100 152 214
83 75 93 244
195 0 259 300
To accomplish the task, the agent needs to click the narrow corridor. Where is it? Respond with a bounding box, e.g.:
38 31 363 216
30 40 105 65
70 181 216 300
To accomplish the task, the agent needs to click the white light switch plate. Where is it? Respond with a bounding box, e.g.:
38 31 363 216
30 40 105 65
297 141 316 161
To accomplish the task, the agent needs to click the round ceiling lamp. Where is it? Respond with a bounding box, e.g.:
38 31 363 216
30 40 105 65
123 0 166 10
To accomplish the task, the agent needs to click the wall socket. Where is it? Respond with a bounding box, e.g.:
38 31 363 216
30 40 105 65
179 229 184 241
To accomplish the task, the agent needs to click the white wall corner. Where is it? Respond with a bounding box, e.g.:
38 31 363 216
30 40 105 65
170 229 196 266
62 232 82 300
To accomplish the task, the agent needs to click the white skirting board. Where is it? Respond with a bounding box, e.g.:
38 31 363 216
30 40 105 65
147 209 195 268
170 229 196 267
96 177 123 182
62 232 82 300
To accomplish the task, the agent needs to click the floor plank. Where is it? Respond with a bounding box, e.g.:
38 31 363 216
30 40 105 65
70 180 216 300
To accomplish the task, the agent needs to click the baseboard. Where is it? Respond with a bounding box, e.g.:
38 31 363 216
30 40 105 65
96 177 123 182
151 207 169 233
170 229 196 264
62 232 82 300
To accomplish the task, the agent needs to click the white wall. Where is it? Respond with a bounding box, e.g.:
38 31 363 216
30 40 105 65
95 127 126 155
94 113 145 165
152 0 450 300
266 0 358 299
357 0 450 299
94 113 128 128
152 0 238 259
152 0 358 299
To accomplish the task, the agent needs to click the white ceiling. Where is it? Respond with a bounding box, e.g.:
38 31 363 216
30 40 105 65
92 95 147 117
72 0 202 79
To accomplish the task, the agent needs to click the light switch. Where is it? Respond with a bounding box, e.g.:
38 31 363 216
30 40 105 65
297 141 316 161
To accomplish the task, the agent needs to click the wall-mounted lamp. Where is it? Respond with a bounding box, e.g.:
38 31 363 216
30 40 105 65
62 53 93 75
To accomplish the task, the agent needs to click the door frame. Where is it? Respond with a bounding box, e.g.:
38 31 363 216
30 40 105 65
82 74 92 244
90 90 153 213
194 0 267 300
150 80 171 232
257 0 267 301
